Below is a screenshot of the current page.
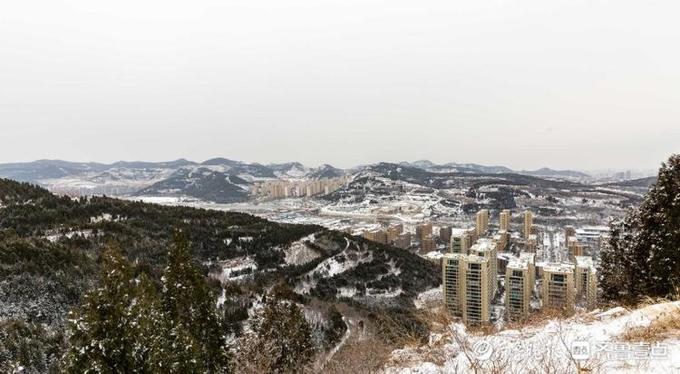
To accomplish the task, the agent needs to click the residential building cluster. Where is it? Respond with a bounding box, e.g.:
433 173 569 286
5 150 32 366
362 223 413 250
441 209 600 325
351 207 603 327
361 221 458 253
250 176 348 199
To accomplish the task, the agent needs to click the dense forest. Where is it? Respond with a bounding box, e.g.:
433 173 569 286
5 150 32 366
0 178 439 372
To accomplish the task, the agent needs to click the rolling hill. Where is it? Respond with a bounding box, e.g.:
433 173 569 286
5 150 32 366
0 178 438 372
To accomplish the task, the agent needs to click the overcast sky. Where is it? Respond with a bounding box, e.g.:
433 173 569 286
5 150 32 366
1 0 678 170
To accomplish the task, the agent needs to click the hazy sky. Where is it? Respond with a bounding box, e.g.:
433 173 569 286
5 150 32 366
1 0 678 170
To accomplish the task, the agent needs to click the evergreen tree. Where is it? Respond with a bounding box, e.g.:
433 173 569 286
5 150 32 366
598 220 627 298
129 274 169 373
161 231 230 373
62 235 232 373
235 297 314 373
61 246 137 373
599 154 680 300
324 305 346 348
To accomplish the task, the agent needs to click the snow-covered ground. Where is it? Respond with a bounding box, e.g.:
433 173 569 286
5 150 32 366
385 302 680 373
284 233 321 266
211 256 258 282
41 167 175 195
44 229 94 242
414 288 444 310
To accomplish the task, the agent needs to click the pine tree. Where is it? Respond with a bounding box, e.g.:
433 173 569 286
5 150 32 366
598 220 626 298
129 273 170 373
324 305 346 348
62 235 232 373
61 246 137 373
599 154 680 300
235 297 314 373
161 231 230 373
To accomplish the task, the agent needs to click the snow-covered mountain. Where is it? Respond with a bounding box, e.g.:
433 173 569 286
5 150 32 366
306 164 345 180
0 158 601 205
321 162 641 224
0 159 347 198
0 159 111 181
399 160 589 179
135 167 252 203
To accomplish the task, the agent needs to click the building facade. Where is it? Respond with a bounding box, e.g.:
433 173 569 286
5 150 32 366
499 209 511 232
574 256 597 309
541 264 575 314
523 210 533 238
439 226 452 243
450 228 474 254
420 234 436 253
505 260 532 321
476 209 489 236
469 238 498 299
442 253 491 324
416 222 433 241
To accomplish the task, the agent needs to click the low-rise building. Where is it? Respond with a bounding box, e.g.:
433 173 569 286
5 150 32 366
575 226 610 251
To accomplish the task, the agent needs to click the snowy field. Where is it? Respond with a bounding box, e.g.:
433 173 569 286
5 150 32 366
125 195 467 233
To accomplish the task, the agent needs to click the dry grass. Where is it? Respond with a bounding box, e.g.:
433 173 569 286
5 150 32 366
415 307 498 336
621 305 680 342
413 306 453 331
415 306 569 336
503 307 567 331
466 323 497 336
372 312 427 348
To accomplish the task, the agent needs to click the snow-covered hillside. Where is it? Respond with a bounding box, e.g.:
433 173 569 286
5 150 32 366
385 301 680 373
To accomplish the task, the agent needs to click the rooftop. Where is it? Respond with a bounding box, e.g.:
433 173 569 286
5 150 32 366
442 252 488 264
450 227 474 236
575 256 596 270
543 263 575 274
507 259 529 270
519 252 536 262
471 238 497 252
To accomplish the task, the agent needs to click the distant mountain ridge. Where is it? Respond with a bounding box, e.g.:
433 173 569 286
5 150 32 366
0 158 350 202
0 159 345 182
399 160 589 178
0 158 592 203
